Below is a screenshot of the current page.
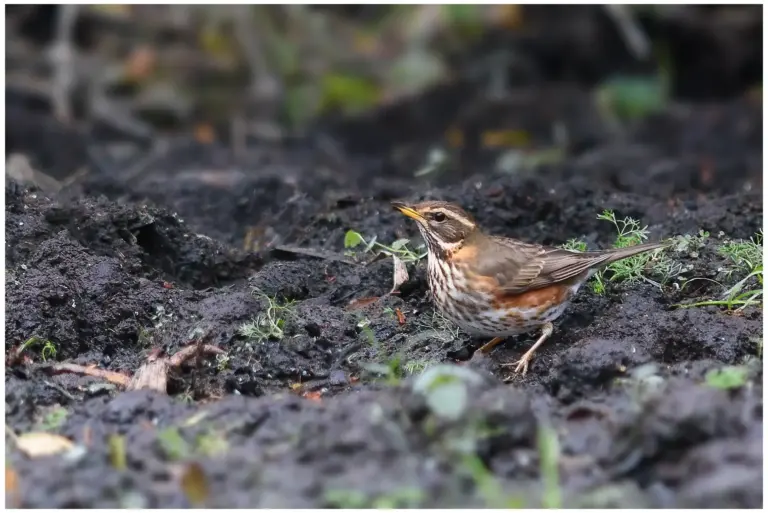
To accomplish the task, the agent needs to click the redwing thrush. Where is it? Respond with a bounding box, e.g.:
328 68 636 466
392 200 667 375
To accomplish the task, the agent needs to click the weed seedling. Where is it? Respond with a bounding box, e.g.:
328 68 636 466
461 454 525 508
323 488 425 509
39 407 68 431
704 366 750 390
18 336 58 361
676 231 763 311
108 434 127 470
215 354 230 372
537 426 562 508
238 292 294 344
195 430 229 457
403 360 434 375
40 340 57 361
559 211 665 294
344 229 427 263
157 427 192 461
719 230 762 277
588 210 665 294
560 238 588 252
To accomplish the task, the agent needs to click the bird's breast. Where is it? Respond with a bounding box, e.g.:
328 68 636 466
426 257 583 337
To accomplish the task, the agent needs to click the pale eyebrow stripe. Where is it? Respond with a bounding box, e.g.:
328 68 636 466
435 208 475 228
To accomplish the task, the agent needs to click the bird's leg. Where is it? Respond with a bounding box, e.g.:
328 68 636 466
476 336 505 354
500 322 554 375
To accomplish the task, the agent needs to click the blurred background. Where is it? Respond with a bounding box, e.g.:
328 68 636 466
5 4 763 245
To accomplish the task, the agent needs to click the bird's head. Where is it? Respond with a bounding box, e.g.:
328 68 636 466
391 200 478 256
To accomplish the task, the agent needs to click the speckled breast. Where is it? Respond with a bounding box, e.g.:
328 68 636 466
427 256 580 337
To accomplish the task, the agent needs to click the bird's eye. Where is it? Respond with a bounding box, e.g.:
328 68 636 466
433 212 446 222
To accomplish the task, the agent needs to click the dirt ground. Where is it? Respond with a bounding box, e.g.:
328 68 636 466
5 8 764 509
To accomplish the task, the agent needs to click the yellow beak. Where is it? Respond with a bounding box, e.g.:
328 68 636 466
391 201 423 222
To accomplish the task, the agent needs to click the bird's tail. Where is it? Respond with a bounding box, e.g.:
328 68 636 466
598 240 669 267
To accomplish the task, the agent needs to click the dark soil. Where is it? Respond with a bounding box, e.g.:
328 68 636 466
5 10 763 508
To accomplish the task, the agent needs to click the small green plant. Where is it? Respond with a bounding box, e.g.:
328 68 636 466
323 488 425 509
40 340 57 361
108 434 127 470
195 430 229 457
344 229 427 263
357 317 378 346
215 354 230 372
704 365 750 390
157 427 192 461
137 327 153 347
537 426 562 509
676 231 763 311
719 230 762 277
39 407 68 431
589 210 664 294
238 293 294 344
323 489 369 509
412 309 461 343
19 336 58 361
670 229 710 256
560 238 588 252
362 356 406 386
462 454 525 508
403 360 434 375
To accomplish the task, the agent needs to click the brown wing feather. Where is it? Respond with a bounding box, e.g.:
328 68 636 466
475 236 666 294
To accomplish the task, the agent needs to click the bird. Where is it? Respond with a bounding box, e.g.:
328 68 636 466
391 200 667 375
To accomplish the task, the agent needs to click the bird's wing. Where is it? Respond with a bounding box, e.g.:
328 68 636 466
476 236 615 294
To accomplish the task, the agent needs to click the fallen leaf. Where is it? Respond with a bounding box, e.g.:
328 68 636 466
491 4 524 30
194 124 215 144
5 466 19 508
481 130 531 148
445 126 464 148
162 281 174 289
347 296 380 310
180 462 210 506
302 391 323 402
391 254 409 294
395 308 406 325
15 432 75 457
6 467 18 493
289 383 302 391
125 46 156 82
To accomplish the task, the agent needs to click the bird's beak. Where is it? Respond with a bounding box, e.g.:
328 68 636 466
391 201 423 222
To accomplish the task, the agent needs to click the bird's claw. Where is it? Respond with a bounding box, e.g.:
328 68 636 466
499 355 531 376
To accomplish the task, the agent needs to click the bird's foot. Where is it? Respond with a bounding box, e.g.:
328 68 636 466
499 353 532 376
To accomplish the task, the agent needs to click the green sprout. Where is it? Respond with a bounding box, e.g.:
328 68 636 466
195 430 229 457
560 239 588 252
18 336 58 362
462 454 525 508
590 209 664 294
39 407 68 431
559 211 664 295
403 359 435 375
719 230 762 277
238 293 294 344
344 229 427 263
537 426 562 509
215 354 230 372
157 427 192 461
676 231 763 311
40 341 57 361
704 366 750 390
